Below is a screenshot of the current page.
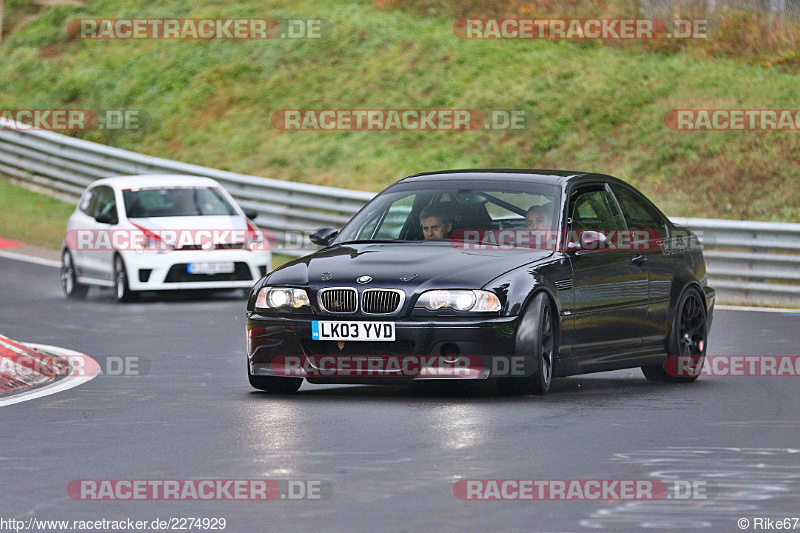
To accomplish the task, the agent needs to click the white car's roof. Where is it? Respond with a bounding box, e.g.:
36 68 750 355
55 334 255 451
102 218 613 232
89 175 221 190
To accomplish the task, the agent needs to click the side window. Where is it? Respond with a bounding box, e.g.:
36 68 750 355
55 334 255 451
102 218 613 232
80 188 98 215
611 185 666 233
93 186 118 223
374 194 416 239
569 186 623 232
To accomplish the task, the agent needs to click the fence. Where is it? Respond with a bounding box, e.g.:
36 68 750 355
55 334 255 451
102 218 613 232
639 0 800 20
0 119 797 307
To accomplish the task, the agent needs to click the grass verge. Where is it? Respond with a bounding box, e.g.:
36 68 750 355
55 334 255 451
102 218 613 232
0 0 798 221
0 179 74 249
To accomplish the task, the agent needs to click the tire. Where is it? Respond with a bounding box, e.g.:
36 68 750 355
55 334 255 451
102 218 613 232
114 255 138 302
61 250 89 299
642 286 707 383
248 373 303 394
497 292 555 396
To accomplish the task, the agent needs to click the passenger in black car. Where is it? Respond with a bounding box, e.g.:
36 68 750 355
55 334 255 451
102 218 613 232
526 203 552 231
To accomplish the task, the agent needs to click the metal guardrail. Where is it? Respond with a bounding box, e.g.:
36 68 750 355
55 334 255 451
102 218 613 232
1 120 798 307
670 217 800 307
0 118 375 259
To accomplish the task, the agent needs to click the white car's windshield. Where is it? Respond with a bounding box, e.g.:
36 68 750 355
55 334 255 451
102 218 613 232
123 187 237 218
336 181 561 244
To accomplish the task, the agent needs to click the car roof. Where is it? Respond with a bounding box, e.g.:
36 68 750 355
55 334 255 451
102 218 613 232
88 175 221 190
398 169 590 185
397 169 635 189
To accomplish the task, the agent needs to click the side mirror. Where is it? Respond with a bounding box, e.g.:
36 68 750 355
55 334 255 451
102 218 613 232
94 212 117 225
243 209 258 220
309 227 339 247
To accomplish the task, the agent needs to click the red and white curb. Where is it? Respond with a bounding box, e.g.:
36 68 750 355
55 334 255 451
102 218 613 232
0 336 99 407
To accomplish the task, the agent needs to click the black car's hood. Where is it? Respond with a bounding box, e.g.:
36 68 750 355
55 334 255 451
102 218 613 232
267 242 553 292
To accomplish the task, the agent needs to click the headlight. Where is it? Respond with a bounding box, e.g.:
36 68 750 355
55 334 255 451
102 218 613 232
255 287 310 310
134 234 172 255
246 220 267 252
416 290 501 312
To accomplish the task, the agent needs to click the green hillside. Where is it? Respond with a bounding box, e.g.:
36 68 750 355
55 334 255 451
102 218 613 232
1 0 799 223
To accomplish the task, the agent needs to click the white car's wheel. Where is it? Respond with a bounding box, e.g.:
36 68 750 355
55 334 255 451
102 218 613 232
61 251 88 299
114 255 137 302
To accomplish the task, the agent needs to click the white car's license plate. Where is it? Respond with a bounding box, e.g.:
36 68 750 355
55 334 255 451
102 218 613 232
312 321 395 342
187 262 235 275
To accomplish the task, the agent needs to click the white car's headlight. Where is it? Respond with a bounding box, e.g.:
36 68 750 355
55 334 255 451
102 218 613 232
255 287 310 310
133 234 172 255
416 290 501 312
246 220 267 252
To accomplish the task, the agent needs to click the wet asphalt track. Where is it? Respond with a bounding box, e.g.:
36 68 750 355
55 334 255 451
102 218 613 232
1 256 800 532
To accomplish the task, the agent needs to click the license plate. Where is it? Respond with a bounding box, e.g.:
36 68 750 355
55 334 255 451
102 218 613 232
187 262 235 275
312 321 395 342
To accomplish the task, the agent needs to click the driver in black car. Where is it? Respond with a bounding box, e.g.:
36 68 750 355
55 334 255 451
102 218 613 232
419 203 453 240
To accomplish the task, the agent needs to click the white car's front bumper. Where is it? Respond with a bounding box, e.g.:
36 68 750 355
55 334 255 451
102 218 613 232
121 249 270 291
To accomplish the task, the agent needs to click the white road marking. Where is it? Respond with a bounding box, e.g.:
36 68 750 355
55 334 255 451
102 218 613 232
0 343 99 407
0 250 60 268
716 304 800 314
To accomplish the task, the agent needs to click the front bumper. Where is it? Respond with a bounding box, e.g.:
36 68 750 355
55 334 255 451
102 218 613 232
121 249 270 291
246 314 521 381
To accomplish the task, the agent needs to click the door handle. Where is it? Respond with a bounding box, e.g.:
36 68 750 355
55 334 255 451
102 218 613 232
632 254 647 264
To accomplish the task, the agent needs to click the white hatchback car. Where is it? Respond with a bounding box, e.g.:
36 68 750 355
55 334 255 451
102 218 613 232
61 175 271 302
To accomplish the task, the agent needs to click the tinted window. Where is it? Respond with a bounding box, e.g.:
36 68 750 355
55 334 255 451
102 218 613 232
611 185 666 233
123 187 237 218
79 188 98 215
569 186 624 232
93 186 117 222
374 193 416 239
336 182 560 244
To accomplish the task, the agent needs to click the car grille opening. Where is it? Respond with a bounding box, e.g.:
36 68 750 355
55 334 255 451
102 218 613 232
362 289 403 315
554 279 573 291
138 269 152 283
318 288 358 313
164 262 252 283
301 340 415 357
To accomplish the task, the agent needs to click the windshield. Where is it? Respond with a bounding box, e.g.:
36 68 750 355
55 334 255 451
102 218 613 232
122 187 237 218
336 181 561 246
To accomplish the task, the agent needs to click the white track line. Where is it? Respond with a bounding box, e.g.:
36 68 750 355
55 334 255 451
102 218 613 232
0 343 99 407
0 250 60 268
716 305 800 314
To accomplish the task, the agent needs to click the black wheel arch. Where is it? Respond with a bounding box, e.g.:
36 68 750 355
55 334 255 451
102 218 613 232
484 266 565 358
667 267 706 332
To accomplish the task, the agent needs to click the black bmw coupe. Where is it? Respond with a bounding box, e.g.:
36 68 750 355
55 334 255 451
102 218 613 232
246 170 715 394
